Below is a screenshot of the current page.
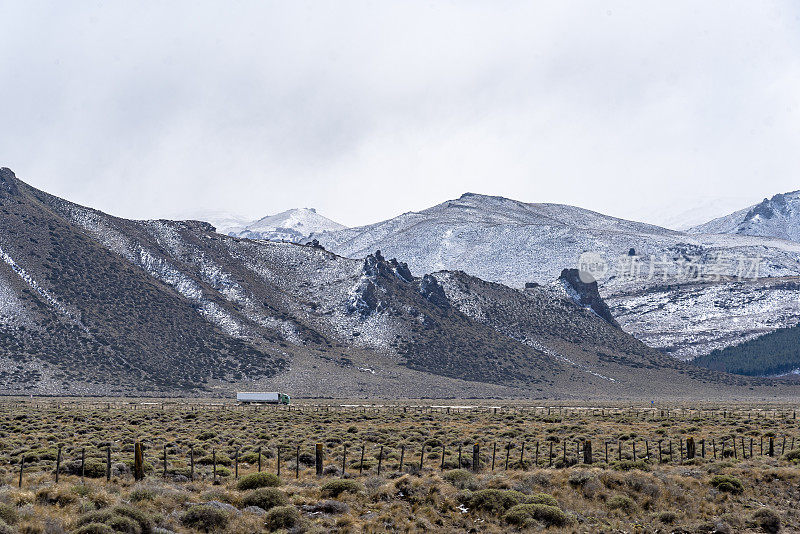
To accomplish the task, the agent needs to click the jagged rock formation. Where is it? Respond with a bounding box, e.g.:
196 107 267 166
558 268 619 328
1 167 791 398
312 192 800 361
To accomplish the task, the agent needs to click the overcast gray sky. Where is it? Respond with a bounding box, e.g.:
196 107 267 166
1 1 799 228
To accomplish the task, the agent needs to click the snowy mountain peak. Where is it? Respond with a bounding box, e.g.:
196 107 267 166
690 190 800 242
230 208 345 243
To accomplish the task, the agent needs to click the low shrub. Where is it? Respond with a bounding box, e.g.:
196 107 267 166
467 489 527 514
197 453 232 466
0 505 16 526
606 494 636 513
442 469 474 489
658 510 677 524
239 451 262 464
610 460 649 471
504 503 570 527
0 520 15 534
36 486 78 506
783 448 800 463
568 470 595 487
181 505 229 532
236 472 281 491
105 514 140 534
320 479 363 498
72 524 115 534
710 474 744 494
750 508 781 533
214 466 231 478
75 505 153 534
113 504 153 533
526 493 559 507
241 488 287 511
265 505 301 531
129 488 156 502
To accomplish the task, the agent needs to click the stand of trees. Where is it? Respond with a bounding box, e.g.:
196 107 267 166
694 324 800 377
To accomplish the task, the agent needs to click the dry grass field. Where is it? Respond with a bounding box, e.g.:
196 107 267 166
1 399 800 533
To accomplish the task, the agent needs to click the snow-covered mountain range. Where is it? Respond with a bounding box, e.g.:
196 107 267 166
6 167 763 398
689 191 800 241
225 208 345 242
311 192 800 361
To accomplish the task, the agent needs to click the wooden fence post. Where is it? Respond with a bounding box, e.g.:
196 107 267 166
399 445 405 473
458 445 463 470
441 444 446 470
342 445 347 477
134 442 144 481
315 443 323 476
107 446 111 481
360 444 366 476
583 440 592 464
163 445 168 479
473 444 480 472
505 443 511 470
212 449 217 482
258 446 262 472
686 437 695 460
377 445 384 475
190 446 194 481
605 441 609 464
419 445 425 472
769 437 774 457
18 456 24 488
519 442 525 468
492 443 497 471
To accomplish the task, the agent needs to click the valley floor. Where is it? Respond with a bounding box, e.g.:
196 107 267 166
1 400 800 532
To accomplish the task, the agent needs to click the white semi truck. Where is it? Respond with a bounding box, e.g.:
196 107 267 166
236 392 291 405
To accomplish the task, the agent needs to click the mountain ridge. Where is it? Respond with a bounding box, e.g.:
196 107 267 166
689 191 800 242
311 191 800 361
1 167 791 398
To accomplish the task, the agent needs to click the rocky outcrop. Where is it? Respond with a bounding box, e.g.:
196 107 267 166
559 268 620 328
0 168 20 197
419 274 449 309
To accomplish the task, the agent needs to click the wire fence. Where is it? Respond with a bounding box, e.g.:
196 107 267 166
13 433 797 489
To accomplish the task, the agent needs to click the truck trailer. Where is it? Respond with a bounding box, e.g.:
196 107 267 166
236 392 291 405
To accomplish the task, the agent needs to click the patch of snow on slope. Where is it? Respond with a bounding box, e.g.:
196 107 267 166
137 249 243 337
0 244 70 318
56 203 247 338
0 271 30 326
